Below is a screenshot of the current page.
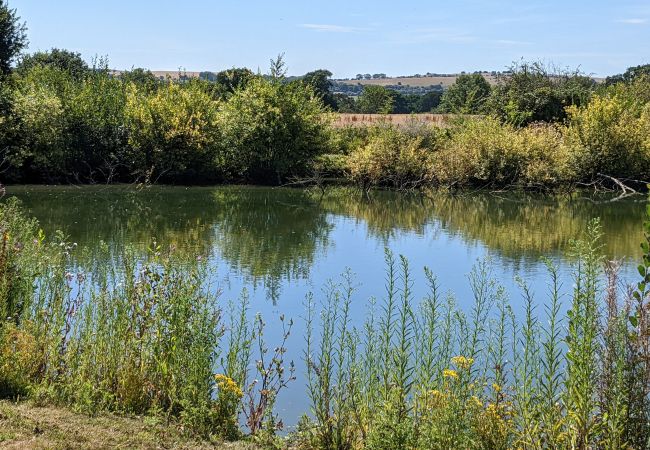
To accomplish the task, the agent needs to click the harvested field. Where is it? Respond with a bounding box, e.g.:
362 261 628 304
336 74 500 88
332 113 455 127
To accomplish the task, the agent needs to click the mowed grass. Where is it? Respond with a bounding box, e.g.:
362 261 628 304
0 400 257 450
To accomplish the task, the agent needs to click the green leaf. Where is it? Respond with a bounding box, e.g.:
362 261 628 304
629 314 639 328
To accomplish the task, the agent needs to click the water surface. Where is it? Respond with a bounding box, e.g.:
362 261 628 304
5 185 646 427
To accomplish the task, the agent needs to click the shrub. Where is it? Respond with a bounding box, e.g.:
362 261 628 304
565 84 650 181
487 61 594 126
125 80 221 183
432 117 571 188
217 76 330 184
10 66 69 181
347 126 435 189
356 85 394 114
65 67 129 182
438 73 491 114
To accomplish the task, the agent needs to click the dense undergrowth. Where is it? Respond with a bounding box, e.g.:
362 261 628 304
2 196 650 448
341 77 650 190
1 58 650 189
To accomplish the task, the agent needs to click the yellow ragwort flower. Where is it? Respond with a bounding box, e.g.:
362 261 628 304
427 389 446 407
443 369 458 379
451 355 475 370
214 373 243 398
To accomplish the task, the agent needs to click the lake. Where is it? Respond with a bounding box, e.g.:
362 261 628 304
5 184 647 428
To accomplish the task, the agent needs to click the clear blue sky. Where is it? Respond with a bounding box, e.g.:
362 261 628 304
11 0 650 78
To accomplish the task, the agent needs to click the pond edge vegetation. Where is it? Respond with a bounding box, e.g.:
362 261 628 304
1 2 650 191
2 194 650 448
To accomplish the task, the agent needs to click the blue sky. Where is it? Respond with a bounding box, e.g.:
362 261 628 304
11 0 650 78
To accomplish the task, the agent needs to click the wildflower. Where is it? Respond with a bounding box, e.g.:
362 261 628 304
443 369 458 379
451 355 474 370
492 383 502 393
427 389 445 407
429 389 443 399
214 374 243 398
470 395 483 408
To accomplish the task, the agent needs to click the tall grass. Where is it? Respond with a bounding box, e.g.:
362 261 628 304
300 219 650 449
0 199 294 441
2 198 650 447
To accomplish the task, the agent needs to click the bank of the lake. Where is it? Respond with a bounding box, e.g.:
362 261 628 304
0 400 256 449
2 185 650 448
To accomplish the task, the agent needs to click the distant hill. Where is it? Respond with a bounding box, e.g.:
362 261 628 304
109 70 604 96
335 73 501 88
111 70 202 80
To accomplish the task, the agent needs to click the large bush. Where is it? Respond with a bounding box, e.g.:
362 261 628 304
66 68 129 182
125 80 220 183
9 65 129 183
217 76 330 184
438 73 491 114
347 126 436 189
432 117 571 187
487 61 595 126
10 66 69 181
565 79 650 181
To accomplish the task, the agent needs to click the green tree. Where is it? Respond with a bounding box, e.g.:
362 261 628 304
0 0 27 75
302 69 336 109
418 91 442 112
439 73 491 114
10 66 69 181
357 85 394 114
487 61 594 125
605 63 650 86
333 93 356 113
214 67 254 97
125 81 220 183
217 76 330 183
17 48 89 80
67 69 129 181
120 68 159 92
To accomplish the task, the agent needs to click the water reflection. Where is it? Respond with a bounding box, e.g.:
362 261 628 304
210 188 332 301
5 185 645 296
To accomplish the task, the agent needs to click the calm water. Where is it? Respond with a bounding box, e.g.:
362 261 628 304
4 185 647 427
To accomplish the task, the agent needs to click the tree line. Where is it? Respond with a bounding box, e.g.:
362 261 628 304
1 0 649 188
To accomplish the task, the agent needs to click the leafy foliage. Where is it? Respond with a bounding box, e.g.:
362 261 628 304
356 85 395 114
0 0 27 75
125 80 220 183
487 61 594 126
217 76 331 183
16 48 89 80
439 73 491 114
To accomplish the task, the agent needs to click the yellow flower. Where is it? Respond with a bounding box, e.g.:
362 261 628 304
451 355 474 370
214 374 243 398
443 369 458 379
492 383 502 393
429 389 443 399
427 389 446 407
